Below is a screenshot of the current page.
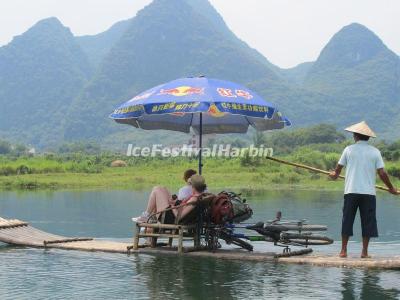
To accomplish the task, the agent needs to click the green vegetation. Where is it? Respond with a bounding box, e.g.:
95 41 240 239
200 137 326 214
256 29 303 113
1 125 399 191
0 139 28 156
264 124 347 154
0 155 342 191
0 155 103 176
1 151 398 192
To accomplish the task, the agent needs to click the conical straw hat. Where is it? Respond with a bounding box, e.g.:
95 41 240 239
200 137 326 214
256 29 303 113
345 121 376 138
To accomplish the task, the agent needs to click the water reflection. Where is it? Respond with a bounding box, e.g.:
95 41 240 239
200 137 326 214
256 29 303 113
135 255 248 299
341 269 400 300
0 190 399 299
131 254 400 299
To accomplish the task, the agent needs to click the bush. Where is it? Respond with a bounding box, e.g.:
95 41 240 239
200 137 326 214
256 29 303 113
380 141 400 161
16 165 31 175
292 150 326 170
271 173 285 184
269 172 301 184
266 124 346 154
387 166 400 179
58 142 101 154
323 153 340 170
66 161 103 173
287 173 301 184
0 166 15 176
240 151 252 166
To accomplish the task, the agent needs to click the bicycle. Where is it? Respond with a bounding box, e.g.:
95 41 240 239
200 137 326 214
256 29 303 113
203 211 333 253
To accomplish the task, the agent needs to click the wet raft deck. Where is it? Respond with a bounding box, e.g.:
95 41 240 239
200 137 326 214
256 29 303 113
0 218 399 270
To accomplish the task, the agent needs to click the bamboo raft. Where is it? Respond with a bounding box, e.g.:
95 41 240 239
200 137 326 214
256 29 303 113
0 217 399 269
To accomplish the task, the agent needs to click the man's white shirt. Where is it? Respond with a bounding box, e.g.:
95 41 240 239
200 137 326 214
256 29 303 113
338 141 384 195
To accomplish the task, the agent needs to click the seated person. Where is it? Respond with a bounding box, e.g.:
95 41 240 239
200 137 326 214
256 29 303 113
132 175 207 223
177 169 197 200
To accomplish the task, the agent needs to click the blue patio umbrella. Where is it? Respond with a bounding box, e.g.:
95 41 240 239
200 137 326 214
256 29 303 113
110 77 291 174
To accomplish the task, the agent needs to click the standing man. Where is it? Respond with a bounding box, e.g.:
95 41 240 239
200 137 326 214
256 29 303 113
329 121 399 258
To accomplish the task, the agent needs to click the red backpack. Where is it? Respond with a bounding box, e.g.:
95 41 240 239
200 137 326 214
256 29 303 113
210 193 234 224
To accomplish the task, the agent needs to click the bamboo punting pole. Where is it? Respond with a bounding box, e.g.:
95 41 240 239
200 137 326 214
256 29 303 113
266 156 390 192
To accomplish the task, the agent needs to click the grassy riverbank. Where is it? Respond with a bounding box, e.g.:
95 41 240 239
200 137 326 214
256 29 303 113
0 162 344 191
0 155 398 192
1 125 399 192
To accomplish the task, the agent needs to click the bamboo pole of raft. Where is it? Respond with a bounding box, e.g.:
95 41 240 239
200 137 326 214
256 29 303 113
266 156 390 192
43 238 93 246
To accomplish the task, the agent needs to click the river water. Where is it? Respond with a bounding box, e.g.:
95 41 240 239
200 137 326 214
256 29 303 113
0 190 399 299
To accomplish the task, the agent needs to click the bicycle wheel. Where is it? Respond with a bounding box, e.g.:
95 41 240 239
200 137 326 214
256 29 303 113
219 231 253 251
282 233 334 246
278 224 328 231
230 236 253 251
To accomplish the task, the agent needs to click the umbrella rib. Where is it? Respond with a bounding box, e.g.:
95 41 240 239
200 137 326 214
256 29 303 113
244 116 253 128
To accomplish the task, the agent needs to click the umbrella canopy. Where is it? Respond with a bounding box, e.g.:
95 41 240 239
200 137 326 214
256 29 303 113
110 77 291 173
110 77 290 133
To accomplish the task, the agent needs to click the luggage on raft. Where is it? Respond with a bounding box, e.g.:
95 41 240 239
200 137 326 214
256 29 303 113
210 191 253 224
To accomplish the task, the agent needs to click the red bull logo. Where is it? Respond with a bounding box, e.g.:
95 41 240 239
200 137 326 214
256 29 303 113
158 86 204 97
208 103 225 117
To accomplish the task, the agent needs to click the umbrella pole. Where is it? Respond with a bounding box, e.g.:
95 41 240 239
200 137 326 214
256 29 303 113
198 112 203 175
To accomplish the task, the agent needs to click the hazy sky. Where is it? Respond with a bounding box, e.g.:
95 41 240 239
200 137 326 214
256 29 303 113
0 0 398 68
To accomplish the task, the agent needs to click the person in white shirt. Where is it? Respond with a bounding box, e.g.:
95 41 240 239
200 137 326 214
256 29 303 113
177 169 197 201
330 121 399 258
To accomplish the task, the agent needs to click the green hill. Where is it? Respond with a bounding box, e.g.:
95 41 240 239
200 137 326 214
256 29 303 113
76 19 132 69
0 1 399 149
303 23 400 138
280 62 314 85
0 17 92 147
64 0 285 140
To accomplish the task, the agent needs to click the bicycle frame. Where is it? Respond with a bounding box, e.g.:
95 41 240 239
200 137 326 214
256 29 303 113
202 218 331 252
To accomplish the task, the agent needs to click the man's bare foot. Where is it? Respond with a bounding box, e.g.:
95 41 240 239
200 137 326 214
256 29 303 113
339 250 347 258
361 253 371 258
361 250 370 258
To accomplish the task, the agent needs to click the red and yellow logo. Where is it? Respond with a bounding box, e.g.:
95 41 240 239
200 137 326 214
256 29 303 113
158 86 204 97
208 103 225 117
